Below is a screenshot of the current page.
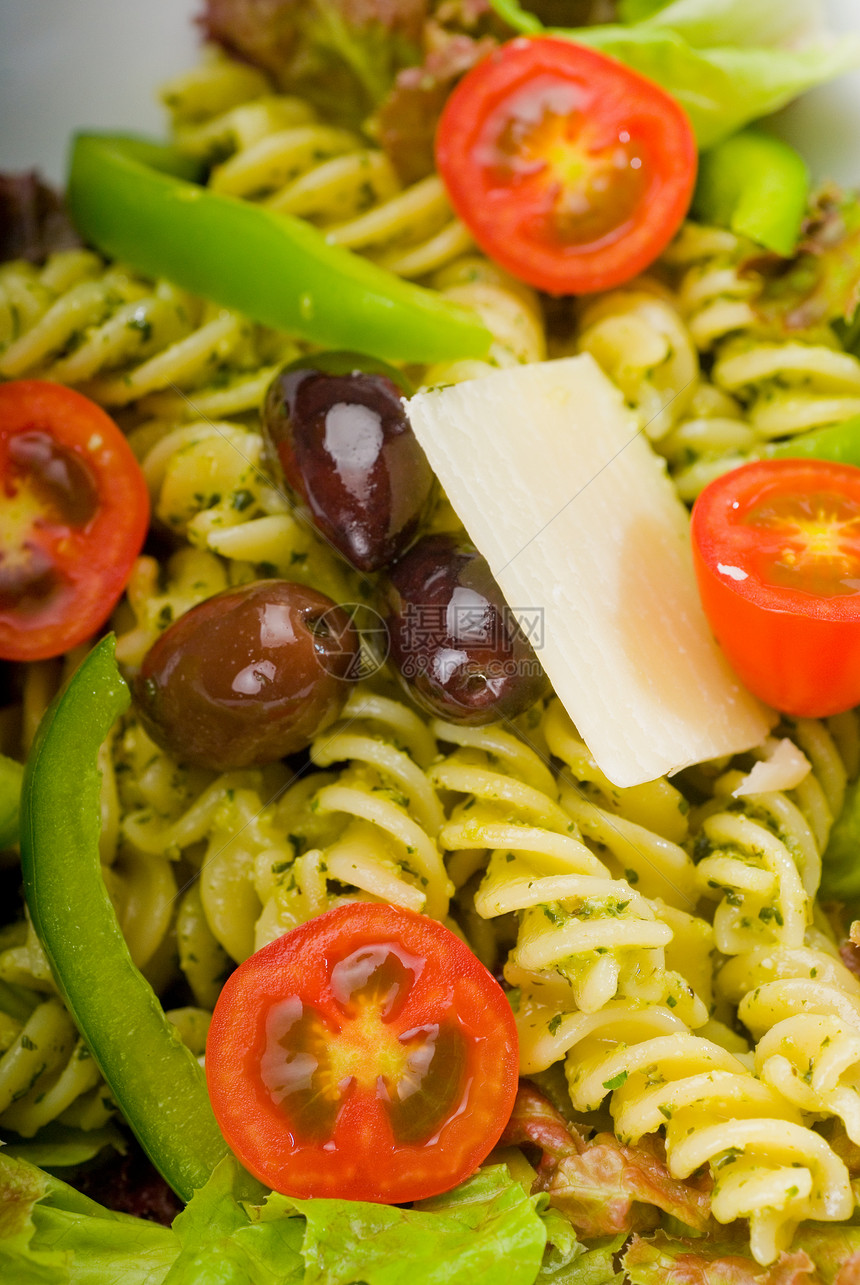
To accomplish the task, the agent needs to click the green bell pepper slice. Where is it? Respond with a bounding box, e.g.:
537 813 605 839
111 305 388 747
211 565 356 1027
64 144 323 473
67 133 493 365
693 128 810 258
18 635 252 1203
0 753 23 850
759 415 860 467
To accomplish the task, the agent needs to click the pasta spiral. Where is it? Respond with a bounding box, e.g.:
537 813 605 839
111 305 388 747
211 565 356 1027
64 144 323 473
690 715 857 957
557 999 852 1266
0 249 297 420
574 285 700 441
162 54 474 281
437 702 859 1263
114 412 361 670
654 223 860 497
0 993 112 1138
719 944 860 1149
431 709 707 1025
254 688 451 950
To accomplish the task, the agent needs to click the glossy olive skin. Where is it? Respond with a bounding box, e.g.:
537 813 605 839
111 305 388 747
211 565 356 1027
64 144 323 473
263 352 433 572
134 581 359 771
385 535 548 725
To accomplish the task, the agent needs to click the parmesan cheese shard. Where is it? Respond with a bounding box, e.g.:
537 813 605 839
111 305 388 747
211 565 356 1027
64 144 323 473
407 355 775 787
731 738 811 798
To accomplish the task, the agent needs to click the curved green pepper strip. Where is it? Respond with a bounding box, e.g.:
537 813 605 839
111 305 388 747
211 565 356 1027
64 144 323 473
67 133 493 365
759 415 860 467
19 636 254 1203
0 752 23 850
693 128 810 258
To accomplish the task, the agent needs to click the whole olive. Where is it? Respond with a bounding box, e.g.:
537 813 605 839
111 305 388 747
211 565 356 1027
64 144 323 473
263 351 433 572
385 534 548 725
134 581 359 771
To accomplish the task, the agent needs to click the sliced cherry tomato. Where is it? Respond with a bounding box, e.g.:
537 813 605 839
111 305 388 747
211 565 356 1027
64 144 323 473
435 37 697 296
691 458 860 718
205 902 519 1202
0 380 149 661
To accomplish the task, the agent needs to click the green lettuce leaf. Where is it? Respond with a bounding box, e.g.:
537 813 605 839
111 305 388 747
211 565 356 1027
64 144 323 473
540 1231 625 1284
617 0 826 52
165 1158 304 1285
260 1164 548 1285
822 772 860 899
0 1151 176 1285
490 0 860 148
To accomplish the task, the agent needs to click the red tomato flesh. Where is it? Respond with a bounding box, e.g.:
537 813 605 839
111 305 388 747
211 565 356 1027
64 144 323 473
0 380 149 661
205 902 520 1202
691 458 860 717
435 38 697 295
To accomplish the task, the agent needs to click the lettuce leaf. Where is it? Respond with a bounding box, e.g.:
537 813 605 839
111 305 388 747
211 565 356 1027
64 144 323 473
0 1152 176 1285
617 0 827 52
490 0 860 148
539 1231 625 1284
1 1151 568 1285
622 1232 822 1285
164 1160 304 1285
257 1165 548 1285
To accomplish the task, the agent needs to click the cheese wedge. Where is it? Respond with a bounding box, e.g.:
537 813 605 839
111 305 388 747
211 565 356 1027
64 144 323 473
407 355 774 787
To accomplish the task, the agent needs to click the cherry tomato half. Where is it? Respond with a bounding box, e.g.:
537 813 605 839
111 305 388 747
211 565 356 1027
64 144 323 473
435 38 697 296
691 458 860 718
0 380 149 661
205 902 519 1202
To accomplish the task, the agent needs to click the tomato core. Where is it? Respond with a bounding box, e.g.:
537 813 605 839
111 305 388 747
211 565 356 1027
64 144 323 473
259 941 467 1148
480 76 648 251
740 490 860 597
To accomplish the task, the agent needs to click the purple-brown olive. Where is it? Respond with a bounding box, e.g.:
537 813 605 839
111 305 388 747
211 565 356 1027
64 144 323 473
263 352 433 572
134 580 359 771
385 534 548 725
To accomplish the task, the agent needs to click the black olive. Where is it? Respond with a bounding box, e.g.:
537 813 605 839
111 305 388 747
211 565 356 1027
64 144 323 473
384 534 548 725
134 580 359 771
263 352 433 572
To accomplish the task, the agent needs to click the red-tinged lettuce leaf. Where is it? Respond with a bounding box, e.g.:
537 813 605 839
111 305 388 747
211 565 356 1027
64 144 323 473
545 1132 712 1237
373 27 497 181
0 172 81 264
835 1259 860 1285
501 1081 587 1169
623 1232 823 1285
200 0 426 125
500 1084 712 1237
748 189 860 336
795 1225 860 1285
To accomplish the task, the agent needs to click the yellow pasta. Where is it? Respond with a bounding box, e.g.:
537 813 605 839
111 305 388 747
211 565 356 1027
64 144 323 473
254 688 450 949
161 54 473 281
0 248 298 420
431 713 706 1025
654 222 860 496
